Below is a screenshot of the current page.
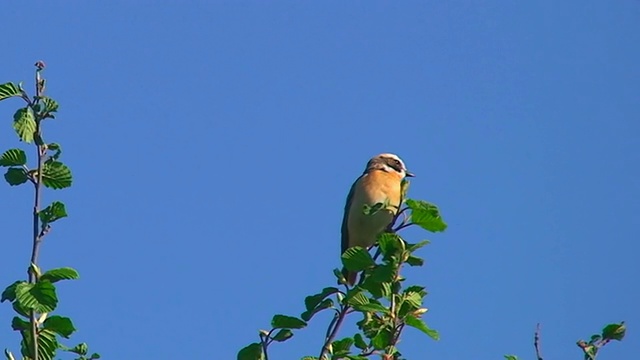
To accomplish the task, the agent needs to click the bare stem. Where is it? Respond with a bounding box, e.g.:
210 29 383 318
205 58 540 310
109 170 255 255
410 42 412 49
534 323 543 360
28 63 46 360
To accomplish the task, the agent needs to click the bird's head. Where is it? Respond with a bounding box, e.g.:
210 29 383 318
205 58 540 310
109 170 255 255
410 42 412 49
364 153 415 178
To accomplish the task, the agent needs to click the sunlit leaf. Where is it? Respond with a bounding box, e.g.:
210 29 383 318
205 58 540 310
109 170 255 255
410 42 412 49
0 149 27 167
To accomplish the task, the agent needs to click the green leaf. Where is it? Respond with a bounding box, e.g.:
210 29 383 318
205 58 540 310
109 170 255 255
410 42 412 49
15 281 58 313
37 329 58 360
333 268 347 284
39 202 68 226
404 285 427 297
41 96 59 114
368 263 396 283
12 300 29 318
371 329 392 350
4 168 28 186
304 287 339 311
602 322 625 341
353 333 368 350
504 356 519 360
13 107 36 143
64 342 87 355
271 329 293 342
301 298 333 321
43 315 75 338
407 240 431 252
40 267 80 283
406 199 447 232
90 353 101 359
403 292 423 309
42 161 72 189
341 247 375 272
0 149 27 167
1 281 24 302
405 255 424 267
405 315 439 340
11 317 29 331
46 143 62 161
353 303 390 314
332 337 353 351
377 233 403 258
20 328 58 360
345 289 369 306
271 315 306 329
237 343 263 360
0 82 21 101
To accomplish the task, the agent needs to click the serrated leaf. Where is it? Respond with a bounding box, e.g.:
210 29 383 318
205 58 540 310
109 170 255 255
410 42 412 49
406 255 424 267
0 149 27 167
271 315 306 329
4 168 28 186
368 263 396 283
377 233 403 258
15 281 58 313
403 292 422 309
353 333 367 350
43 315 75 338
42 161 72 189
41 97 59 114
353 303 390 314
404 285 427 297
39 202 68 225
0 82 21 101
12 301 29 318
40 267 79 283
1 281 24 302
341 247 375 272
405 315 439 340
271 329 293 342
20 328 58 360
406 199 447 232
345 290 369 306
371 329 392 350
331 337 353 355
237 343 263 360
301 298 333 321
602 322 625 341
37 329 58 360
11 317 29 331
304 287 339 311
13 108 36 143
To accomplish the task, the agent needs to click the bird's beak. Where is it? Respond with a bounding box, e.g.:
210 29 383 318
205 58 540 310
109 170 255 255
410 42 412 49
405 170 415 177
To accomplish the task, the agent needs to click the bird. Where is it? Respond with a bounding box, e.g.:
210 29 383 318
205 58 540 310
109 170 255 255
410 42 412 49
341 153 414 285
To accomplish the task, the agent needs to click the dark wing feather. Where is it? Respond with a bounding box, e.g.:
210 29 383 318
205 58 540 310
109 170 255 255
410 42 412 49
341 176 361 254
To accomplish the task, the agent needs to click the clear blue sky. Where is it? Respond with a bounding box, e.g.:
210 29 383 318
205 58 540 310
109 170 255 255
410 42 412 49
1 2 638 359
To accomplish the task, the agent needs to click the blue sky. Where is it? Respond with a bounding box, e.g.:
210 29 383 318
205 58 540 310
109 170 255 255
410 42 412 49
1 2 638 359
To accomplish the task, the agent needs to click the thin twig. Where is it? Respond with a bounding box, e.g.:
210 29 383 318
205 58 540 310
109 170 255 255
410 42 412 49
28 62 46 360
319 304 350 360
534 323 543 360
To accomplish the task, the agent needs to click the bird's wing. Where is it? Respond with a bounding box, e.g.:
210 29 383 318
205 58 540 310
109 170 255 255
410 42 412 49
341 176 361 254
